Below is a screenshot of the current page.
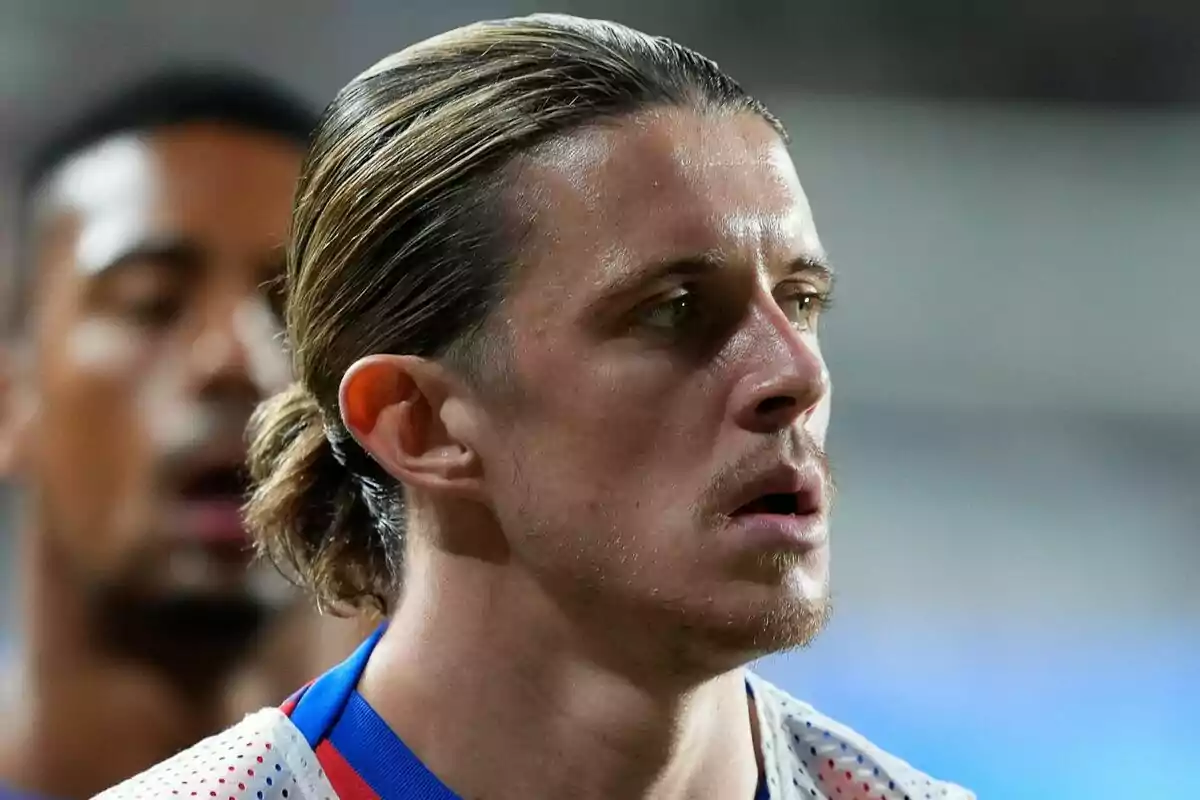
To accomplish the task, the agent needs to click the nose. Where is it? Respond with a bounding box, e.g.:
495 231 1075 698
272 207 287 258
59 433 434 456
729 299 830 434
187 296 289 405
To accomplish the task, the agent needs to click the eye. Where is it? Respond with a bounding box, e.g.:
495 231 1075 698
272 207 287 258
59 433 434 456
777 284 832 331
124 293 184 328
90 258 192 331
637 287 695 331
106 278 186 329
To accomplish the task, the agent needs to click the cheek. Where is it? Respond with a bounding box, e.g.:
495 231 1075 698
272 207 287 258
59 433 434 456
64 320 143 372
236 301 291 392
36 321 157 540
510 354 727 508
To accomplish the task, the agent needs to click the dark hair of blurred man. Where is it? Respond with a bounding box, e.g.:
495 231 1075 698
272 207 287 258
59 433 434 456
0 68 354 799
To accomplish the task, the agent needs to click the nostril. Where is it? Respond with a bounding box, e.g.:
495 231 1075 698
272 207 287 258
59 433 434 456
755 395 796 417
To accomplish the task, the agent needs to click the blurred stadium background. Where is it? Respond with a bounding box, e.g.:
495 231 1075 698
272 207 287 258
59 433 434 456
1 1 1198 796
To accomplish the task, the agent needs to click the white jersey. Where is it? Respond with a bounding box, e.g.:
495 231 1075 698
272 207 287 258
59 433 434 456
747 673 974 800
93 706 335 800
97 670 973 800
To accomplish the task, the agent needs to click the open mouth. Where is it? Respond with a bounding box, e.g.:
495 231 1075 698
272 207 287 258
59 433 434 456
175 464 252 547
734 493 805 516
180 464 249 503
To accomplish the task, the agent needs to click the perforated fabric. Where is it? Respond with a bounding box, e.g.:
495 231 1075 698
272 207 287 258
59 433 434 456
750 673 975 800
92 709 336 800
96 675 972 800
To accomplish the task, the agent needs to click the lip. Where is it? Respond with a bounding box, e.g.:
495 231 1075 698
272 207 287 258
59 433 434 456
166 438 250 488
171 498 251 547
727 463 825 516
724 509 827 553
165 436 253 550
724 463 828 552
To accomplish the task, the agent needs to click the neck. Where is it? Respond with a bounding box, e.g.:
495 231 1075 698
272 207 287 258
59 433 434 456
0 527 269 799
359 545 761 800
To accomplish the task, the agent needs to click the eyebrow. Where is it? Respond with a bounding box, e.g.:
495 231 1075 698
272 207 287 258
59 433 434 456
593 249 835 307
84 236 205 280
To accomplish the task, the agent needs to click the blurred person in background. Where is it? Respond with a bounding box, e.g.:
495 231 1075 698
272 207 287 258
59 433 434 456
101 16 972 800
0 69 367 799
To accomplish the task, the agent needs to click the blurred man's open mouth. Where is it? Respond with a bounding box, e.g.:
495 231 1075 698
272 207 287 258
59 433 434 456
173 462 253 555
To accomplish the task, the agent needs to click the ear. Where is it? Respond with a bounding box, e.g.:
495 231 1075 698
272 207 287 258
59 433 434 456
338 354 484 500
0 342 29 477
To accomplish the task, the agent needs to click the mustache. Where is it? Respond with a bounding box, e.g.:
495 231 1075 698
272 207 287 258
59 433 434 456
156 404 257 480
695 432 835 518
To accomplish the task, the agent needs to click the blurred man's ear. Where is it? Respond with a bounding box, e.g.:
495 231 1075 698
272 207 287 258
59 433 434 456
0 344 16 476
0 342 32 477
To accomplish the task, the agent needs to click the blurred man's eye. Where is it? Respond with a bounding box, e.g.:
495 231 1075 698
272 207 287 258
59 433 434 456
120 292 185 328
94 265 187 329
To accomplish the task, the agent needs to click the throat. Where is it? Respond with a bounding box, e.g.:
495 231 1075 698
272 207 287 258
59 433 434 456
3 657 233 799
362 625 760 800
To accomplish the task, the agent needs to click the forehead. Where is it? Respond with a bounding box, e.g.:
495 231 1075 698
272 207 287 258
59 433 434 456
507 107 823 308
35 123 302 277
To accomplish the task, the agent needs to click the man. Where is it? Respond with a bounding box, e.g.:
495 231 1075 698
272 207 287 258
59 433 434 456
102 16 974 800
0 70 364 799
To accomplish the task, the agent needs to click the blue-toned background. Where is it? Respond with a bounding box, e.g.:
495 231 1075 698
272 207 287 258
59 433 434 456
3 3 1199 797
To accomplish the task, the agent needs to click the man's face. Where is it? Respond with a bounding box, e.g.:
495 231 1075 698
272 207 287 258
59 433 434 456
478 108 834 666
11 123 300 605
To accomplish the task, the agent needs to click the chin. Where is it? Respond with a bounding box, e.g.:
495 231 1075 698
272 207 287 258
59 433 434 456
702 592 831 664
90 578 295 672
619 584 828 680
89 555 297 640
664 562 831 670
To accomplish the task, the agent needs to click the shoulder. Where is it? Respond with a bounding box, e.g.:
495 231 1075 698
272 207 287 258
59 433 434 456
746 672 975 800
92 709 337 800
